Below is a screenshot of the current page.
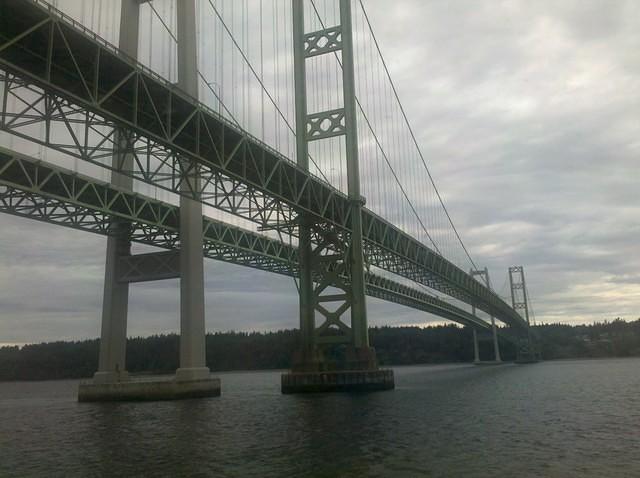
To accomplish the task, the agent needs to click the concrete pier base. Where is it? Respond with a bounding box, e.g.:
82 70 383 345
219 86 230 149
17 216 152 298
281 369 394 394
516 345 540 364
78 376 220 402
515 356 539 364
175 366 211 382
474 360 504 366
92 370 129 384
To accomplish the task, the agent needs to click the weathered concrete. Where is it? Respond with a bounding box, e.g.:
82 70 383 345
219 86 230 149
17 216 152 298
176 0 211 380
93 370 129 384
175 366 211 382
78 376 221 402
515 355 540 364
490 315 502 362
473 328 480 364
94 0 140 386
474 361 504 366
281 369 394 394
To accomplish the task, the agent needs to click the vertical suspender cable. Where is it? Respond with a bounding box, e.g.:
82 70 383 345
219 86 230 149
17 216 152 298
260 0 265 142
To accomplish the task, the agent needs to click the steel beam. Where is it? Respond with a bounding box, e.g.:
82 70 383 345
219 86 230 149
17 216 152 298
117 251 180 283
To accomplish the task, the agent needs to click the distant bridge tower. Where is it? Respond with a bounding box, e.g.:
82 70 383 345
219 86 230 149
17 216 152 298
470 268 501 364
509 265 538 363
509 266 531 326
282 0 393 392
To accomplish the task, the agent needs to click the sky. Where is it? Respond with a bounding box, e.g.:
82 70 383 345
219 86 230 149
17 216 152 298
0 0 638 345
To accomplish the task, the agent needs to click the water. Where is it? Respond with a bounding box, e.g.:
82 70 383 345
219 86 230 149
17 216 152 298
1 359 639 477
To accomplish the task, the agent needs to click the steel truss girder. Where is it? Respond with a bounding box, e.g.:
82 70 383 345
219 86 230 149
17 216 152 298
0 149 297 273
0 148 495 332
0 0 526 330
0 73 301 235
306 108 346 141
117 250 179 283
307 225 353 345
364 273 489 329
304 26 342 58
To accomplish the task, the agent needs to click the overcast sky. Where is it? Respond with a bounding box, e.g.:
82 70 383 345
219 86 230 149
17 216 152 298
0 0 638 345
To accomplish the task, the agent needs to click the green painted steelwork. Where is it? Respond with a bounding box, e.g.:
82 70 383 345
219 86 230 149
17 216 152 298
0 0 527 330
0 148 495 333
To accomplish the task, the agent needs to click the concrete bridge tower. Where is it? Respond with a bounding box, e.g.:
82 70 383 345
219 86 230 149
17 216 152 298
79 0 220 401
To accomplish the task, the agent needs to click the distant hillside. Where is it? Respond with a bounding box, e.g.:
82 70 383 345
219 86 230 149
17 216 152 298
0 320 638 381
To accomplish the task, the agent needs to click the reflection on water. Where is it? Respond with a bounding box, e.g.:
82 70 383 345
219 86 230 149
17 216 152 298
1 359 639 477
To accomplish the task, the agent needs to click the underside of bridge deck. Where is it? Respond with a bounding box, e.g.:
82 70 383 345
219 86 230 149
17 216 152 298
0 147 498 333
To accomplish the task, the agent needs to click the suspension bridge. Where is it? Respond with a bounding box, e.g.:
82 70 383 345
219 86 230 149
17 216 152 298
0 0 537 401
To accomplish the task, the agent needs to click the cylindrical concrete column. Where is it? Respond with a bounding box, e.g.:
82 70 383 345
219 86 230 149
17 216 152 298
491 316 502 362
175 0 210 381
95 222 131 383
94 0 140 384
473 328 480 364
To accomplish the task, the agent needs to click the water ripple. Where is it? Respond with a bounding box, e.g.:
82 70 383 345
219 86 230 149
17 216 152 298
1 359 639 477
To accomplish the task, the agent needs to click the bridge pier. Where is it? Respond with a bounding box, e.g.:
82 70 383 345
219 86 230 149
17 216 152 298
282 0 394 393
470 268 502 365
79 0 219 401
491 315 502 362
86 0 139 390
471 331 503 366
473 329 480 364
174 0 214 386
92 221 131 384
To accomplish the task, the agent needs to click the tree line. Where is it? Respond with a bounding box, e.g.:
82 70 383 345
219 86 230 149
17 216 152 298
0 319 638 381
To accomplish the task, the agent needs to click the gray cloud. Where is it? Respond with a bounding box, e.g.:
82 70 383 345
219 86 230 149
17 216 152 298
364 0 639 323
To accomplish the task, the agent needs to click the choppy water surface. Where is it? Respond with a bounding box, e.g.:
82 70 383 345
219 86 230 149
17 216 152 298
1 359 639 477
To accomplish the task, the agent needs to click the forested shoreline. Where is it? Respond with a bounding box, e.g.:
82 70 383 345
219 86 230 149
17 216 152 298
0 320 638 381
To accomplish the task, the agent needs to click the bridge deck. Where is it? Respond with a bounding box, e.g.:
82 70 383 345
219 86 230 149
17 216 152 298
0 0 526 330
0 147 495 332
